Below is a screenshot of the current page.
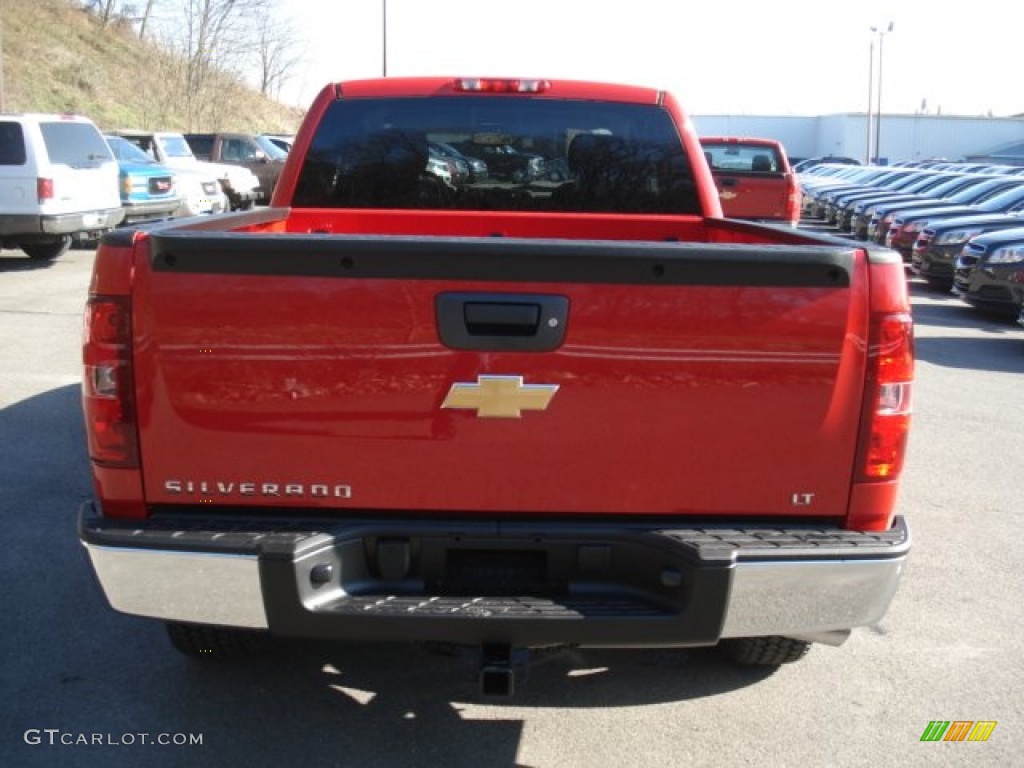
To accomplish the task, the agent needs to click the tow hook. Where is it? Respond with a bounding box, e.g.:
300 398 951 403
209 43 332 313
479 643 530 697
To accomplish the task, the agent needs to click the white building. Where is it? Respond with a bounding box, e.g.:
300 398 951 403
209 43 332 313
691 113 1024 166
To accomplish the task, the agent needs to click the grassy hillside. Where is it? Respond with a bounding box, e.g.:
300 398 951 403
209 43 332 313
0 0 303 134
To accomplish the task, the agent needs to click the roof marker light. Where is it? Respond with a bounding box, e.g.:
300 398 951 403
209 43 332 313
455 78 551 94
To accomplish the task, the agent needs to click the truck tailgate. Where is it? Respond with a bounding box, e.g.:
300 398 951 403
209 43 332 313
132 232 869 519
713 173 792 221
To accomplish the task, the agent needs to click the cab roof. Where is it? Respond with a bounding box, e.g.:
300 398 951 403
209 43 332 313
330 77 665 105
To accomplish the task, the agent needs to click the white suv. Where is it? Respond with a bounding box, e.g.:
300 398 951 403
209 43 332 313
0 114 124 259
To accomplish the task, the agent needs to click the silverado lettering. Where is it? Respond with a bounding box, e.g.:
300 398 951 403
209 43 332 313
79 77 913 697
163 480 352 498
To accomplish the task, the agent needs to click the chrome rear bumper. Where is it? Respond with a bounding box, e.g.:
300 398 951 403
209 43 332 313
81 506 909 647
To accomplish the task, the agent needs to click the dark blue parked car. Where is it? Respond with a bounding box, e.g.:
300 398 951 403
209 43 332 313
953 226 1024 315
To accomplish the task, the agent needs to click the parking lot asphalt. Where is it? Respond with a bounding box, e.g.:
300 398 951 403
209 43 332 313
1 244 1021 767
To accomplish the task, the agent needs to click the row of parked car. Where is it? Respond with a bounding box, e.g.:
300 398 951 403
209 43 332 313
798 160 1024 325
0 112 295 260
427 139 548 187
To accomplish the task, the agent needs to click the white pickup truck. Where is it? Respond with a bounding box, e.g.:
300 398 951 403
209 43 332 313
110 130 260 211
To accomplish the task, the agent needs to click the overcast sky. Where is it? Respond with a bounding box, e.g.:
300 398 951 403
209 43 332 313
276 0 1016 119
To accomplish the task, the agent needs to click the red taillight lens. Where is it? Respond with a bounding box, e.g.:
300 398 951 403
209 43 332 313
37 178 54 202
455 78 550 93
857 313 914 480
83 297 139 468
785 184 802 223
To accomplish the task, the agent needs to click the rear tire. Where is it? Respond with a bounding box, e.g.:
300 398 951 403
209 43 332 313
719 636 811 666
20 235 72 260
166 622 268 660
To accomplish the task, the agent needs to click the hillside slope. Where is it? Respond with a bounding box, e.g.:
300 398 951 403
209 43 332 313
0 0 302 134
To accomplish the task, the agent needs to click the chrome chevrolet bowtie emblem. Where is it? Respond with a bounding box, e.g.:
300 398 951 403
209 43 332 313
441 375 559 418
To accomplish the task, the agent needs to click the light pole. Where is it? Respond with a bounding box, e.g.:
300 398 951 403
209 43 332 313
865 36 874 164
871 22 894 164
382 0 388 77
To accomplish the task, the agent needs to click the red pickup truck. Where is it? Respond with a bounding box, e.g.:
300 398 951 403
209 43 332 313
80 78 912 695
700 136 802 226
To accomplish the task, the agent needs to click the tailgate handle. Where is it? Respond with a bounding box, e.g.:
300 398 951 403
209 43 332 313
464 302 540 336
720 178 738 188
437 293 569 352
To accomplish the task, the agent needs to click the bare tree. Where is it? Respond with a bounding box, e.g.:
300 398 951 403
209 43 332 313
167 0 270 129
83 0 158 37
138 0 159 40
253 6 300 100
93 0 121 26
138 0 299 128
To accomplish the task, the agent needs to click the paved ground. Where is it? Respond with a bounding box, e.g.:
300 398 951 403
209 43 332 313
0 244 1020 767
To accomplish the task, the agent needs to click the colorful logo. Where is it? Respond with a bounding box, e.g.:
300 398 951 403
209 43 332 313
920 721 997 742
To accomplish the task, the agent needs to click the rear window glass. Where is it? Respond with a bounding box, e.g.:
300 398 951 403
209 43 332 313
702 143 782 173
0 121 27 165
106 135 158 165
293 96 699 214
223 138 261 162
159 135 197 159
185 135 214 158
254 135 288 160
39 122 112 166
